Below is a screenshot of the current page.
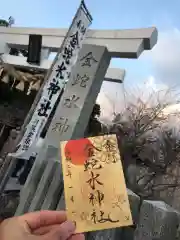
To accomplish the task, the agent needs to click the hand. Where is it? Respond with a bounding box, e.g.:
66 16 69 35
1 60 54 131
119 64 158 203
0 210 84 240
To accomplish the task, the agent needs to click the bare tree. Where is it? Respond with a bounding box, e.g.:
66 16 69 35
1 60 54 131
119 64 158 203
108 89 180 204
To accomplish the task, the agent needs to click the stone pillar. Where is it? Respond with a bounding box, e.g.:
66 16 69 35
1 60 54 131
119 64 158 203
40 48 50 61
134 200 179 240
16 44 110 215
0 42 10 55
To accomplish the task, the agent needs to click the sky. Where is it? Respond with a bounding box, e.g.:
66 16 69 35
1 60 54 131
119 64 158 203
1 0 180 120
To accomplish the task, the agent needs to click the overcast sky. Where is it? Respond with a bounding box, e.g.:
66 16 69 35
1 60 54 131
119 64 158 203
1 0 180 119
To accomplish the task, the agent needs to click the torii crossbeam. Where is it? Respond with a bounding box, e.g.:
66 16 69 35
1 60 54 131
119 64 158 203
0 26 157 58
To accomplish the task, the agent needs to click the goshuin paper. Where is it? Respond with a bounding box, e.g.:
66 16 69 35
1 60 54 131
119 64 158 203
60 134 133 233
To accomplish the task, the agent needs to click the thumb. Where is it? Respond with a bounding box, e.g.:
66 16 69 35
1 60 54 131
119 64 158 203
44 220 76 240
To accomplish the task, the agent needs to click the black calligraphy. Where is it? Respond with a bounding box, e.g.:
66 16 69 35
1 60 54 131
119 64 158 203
102 139 118 163
65 162 74 204
84 158 102 171
103 139 116 153
47 78 61 100
63 46 73 65
98 211 119 223
71 74 89 88
84 143 101 157
84 144 102 171
52 117 69 134
91 210 97 224
70 31 79 49
80 52 98 67
86 171 103 190
82 140 107 225
89 190 104 206
91 210 119 224
77 20 86 35
70 196 74 202
56 62 67 80
65 148 71 162
66 163 72 178
85 143 94 158
37 99 51 117
22 120 39 151
63 95 80 108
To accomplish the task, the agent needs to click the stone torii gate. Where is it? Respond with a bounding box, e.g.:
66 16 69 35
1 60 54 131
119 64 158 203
12 25 158 216
0 26 157 59
0 26 158 217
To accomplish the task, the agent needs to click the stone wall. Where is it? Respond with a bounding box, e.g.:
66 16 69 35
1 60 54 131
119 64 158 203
15 154 180 240
1 181 180 239
87 189 180 240
126 163 180 213
2 189 180 239
15 185 180 239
